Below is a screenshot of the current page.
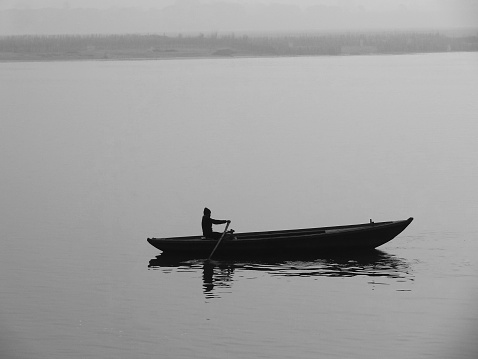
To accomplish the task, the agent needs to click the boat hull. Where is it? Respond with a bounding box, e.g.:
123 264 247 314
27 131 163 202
147 217 413 257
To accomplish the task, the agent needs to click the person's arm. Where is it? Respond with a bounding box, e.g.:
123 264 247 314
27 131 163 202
211 218 229 225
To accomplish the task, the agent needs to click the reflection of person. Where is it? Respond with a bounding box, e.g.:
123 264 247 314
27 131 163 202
202 262 235 297
201 207 230 240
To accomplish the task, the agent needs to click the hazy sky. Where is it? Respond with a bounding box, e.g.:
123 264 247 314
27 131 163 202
0 0 475 11
0 0 476 34
0 0 478 10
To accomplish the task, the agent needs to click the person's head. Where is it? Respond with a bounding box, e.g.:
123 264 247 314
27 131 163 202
203 207 211 217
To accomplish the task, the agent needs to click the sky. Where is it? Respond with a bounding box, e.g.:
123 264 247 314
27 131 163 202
0 0 477 34
0 0 475 11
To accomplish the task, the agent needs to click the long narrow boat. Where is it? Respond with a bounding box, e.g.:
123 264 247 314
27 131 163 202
147 217 413 257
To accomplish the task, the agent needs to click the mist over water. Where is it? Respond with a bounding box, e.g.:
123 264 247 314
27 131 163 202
2 53 477 236
1 52 477 358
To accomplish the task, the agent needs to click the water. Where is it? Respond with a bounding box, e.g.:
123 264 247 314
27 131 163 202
1 53 477 358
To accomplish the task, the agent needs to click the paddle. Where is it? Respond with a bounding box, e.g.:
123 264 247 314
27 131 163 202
207 221 230 261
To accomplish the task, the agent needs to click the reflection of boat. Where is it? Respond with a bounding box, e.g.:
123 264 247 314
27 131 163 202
239 251 412 279
147 217 413 257
148 250 411 280
148 250 413 297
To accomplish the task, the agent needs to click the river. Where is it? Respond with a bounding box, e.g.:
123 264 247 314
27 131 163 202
1 53 477 358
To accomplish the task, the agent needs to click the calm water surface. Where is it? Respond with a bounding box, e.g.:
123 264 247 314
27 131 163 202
1 53 478 358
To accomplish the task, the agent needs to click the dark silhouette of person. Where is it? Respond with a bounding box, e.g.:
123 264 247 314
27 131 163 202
201 207 230 240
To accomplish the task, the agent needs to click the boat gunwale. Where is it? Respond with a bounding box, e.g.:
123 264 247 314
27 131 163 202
149 218 412 243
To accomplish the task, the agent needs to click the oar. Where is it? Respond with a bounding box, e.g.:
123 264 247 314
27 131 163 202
207 221 230 261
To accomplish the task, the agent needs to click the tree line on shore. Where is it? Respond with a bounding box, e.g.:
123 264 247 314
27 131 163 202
1 31 477 58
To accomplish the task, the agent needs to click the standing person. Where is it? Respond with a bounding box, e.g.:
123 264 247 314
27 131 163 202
201 208 230 240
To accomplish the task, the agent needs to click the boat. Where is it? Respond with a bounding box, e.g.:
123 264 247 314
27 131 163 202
147 217 413 257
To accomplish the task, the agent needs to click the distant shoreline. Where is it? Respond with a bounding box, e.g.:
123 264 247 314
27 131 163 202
1 32 477 63
1 51 477 64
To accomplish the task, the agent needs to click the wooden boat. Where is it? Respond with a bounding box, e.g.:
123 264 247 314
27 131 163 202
147 217 413 257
